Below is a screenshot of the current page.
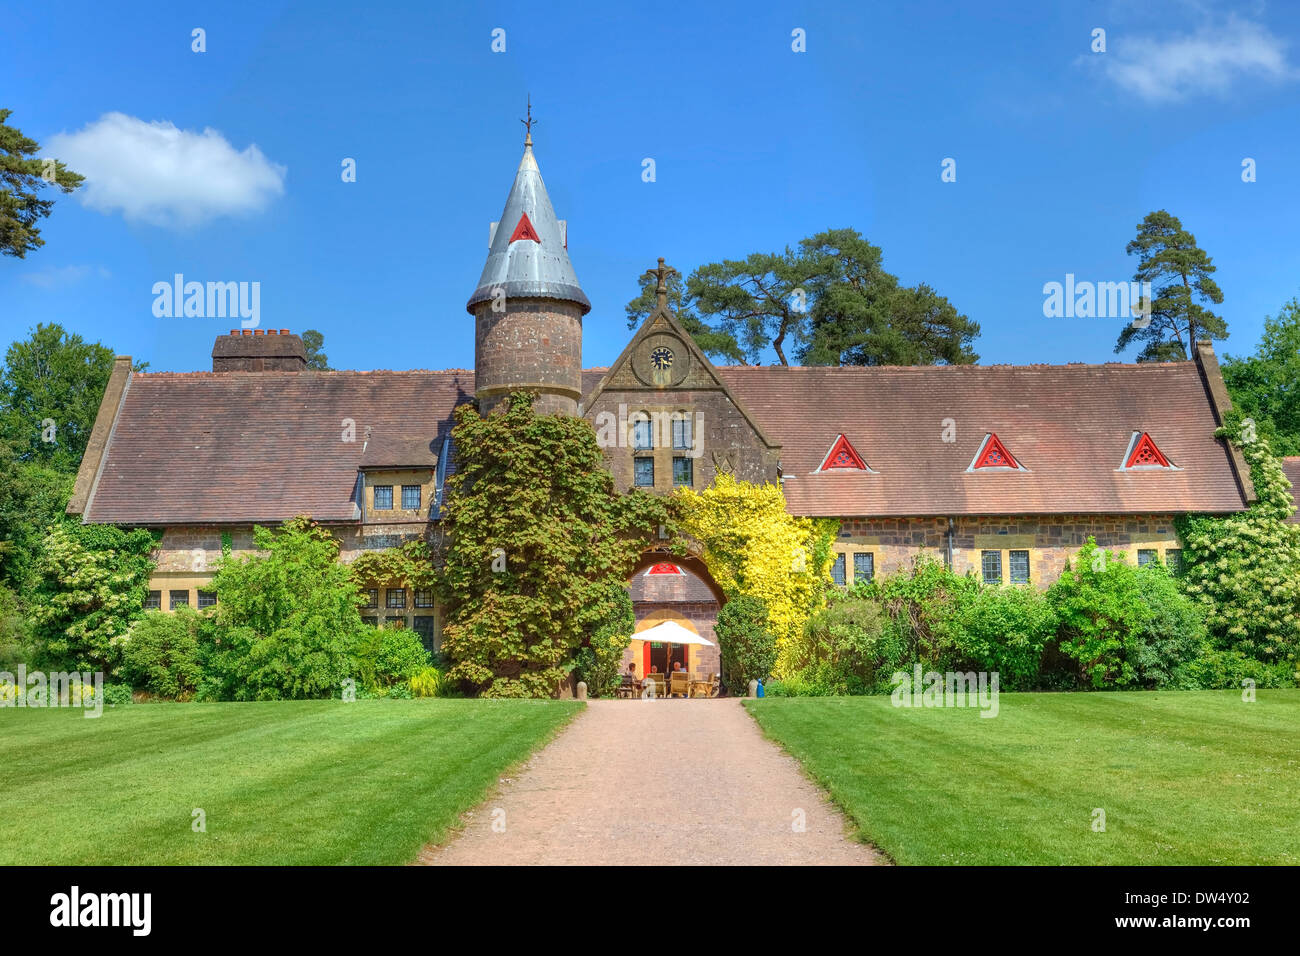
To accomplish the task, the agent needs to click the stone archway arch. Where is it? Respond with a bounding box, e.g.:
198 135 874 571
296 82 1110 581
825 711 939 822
625 550 727 689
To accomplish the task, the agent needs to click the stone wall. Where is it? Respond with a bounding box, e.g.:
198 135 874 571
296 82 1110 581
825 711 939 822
474 298 584 415
831 513 1184 588
586 391 779 494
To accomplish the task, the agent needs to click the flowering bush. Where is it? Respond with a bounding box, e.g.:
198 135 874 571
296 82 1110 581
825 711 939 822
1176 414 1300 665
673 473 836 671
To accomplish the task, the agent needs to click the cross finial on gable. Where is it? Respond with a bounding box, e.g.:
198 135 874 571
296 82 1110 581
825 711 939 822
642 257 679 311
521 95 536 146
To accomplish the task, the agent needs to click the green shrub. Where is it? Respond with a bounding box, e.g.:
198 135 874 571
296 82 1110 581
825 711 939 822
29 520 157 673
0 583 33 670
873 557 979 670
119 607 204 699
1132 562 1205 687
1173 648 1298 690
199 517 366 701
791 593 901 694
353 623 431 691
1046 539 1151 688
409 666 446 697
953 584 1057 690
716 594 777 695
573 583 634 698
1047 539 1208 689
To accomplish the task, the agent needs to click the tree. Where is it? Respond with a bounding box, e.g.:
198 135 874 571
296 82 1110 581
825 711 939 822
625 269 744 363
439 392 667 697
0 109 85 258
0 323 137 472
203 516 364 700
1114 210 1226 362
628 229 978 367
301 329 331 370
714 594 777 695
0 439 74 589
802 229 978 366
1222 298 1300 456
29 520 157 673
689 248 821 366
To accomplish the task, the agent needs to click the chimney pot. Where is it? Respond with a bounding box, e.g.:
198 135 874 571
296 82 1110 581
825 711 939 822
280 329 290 335
242 329 252 336
253 329 264 336
229 329 238 336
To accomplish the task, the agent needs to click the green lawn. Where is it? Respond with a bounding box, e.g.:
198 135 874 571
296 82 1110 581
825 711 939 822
0 698 581 865
746 690 1300 865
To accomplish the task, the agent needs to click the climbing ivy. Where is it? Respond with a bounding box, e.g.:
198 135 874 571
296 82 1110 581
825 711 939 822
349 539 439 593
1175 413 1300 666
438 392 667 698
672 473 837 672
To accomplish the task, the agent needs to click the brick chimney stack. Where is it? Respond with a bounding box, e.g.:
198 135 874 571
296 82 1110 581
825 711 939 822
211 329 307 371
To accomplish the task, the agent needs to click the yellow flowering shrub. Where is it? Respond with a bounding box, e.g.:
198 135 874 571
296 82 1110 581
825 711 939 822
672 473 837 674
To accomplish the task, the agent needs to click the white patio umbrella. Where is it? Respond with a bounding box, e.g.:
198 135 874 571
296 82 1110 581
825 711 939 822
635 620 714 695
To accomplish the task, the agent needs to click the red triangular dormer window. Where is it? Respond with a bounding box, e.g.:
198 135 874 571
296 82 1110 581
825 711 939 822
509 212 541 243
818 434 869 471
647 562 684 576
1125 432 1172 468
972 433 1020 470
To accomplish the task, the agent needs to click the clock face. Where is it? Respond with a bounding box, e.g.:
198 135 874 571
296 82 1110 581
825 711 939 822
650 346 674 371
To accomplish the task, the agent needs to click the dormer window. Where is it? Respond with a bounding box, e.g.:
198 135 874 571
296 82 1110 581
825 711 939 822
817 434 872 472
969 433 1025 471
1121 432 1175 470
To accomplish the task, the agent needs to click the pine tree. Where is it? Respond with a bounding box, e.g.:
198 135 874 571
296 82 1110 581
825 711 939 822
0 109 85 258
1115 210 1226 362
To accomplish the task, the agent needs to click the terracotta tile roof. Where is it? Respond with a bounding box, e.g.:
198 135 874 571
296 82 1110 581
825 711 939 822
84 370 474 524
83 360 1248 526
1282 458 1300 524
716 362 1248 517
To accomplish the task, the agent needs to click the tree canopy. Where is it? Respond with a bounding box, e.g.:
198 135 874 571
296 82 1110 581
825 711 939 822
626 228 978 367
301 329 331 370
1115 210 1226 362
0 108 84 258
0 323 136 472
1222 298 1300 456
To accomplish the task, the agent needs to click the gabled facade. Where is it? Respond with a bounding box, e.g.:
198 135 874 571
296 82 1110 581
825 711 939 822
67 131 1262 665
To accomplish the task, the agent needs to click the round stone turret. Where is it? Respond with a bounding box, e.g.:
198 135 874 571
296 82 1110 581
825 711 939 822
467 136 589 416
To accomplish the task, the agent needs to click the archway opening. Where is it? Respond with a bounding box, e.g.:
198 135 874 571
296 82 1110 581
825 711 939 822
622 551 727 694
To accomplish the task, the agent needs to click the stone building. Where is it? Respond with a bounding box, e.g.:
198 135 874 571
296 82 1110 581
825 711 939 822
67 132 1257 679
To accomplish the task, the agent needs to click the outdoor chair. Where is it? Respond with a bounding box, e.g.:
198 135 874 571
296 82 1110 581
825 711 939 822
691 673 721 698
669 672 690 698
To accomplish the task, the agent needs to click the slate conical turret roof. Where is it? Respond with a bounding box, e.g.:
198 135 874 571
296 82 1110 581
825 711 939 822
466 137 591 314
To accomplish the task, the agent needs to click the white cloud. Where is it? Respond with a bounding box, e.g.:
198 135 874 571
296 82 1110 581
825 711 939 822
1098 16 1295 102
46 112 286 228
21 264 111 289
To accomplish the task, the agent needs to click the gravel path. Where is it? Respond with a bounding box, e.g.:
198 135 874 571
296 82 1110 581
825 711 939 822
419 698 882 866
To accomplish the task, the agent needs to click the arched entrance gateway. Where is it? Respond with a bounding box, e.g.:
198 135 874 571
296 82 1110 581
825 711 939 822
624 552 728 694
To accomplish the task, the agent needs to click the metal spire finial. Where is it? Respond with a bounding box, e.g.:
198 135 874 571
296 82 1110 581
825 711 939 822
521 95 536 147
642 257 678 310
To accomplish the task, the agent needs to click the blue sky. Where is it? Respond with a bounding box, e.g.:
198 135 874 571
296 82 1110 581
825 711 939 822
3 0 1299 372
